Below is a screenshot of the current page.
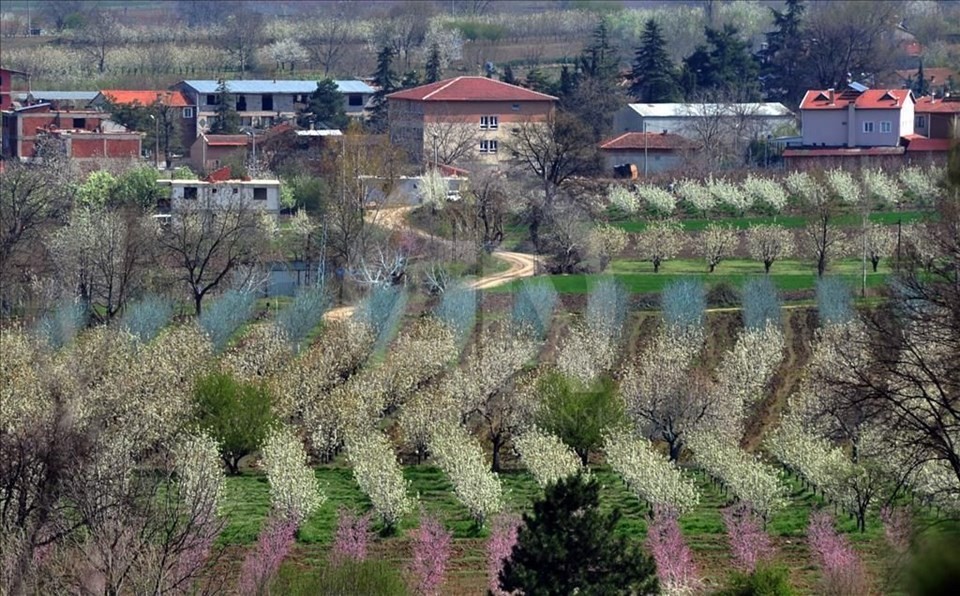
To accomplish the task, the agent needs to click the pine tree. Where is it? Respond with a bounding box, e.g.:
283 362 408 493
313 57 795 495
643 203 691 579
761 0 808 105
568 18 625 142
209 79 240 134
425 41 442 83
368 46 397 133
501 64 517 86
558 65 577 99
524 68 554 95
499 474 658 596
297 79 348 130
630 20 681 102
683 25 760 99
914 59 930 96
401 70 422 89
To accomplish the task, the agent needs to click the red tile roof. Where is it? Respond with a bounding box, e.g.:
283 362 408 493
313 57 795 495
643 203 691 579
204 134 248 146
896 67 960 85
425 161 470 176
386 76 557 102
599 132 700 151
783 147 905 157
100 90 191 107
904 137 952 152
205 166 233 182
800 88 913 110
914 96 960 114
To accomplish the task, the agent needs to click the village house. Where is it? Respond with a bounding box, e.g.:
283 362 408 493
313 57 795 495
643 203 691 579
189 133 249 173
386 76 557 166
172 79 375 136
157 169 281 217
611 102 795 139
598 131 701 177
1 101 141 163
89 89 197 160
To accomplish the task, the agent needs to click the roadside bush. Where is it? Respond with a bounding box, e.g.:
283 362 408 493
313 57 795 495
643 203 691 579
707 282 741 308
815 277 853 327
199 290 256 353
271 560 407 596
275 286 328 351
742 277 781 330
511 280 557 340
120 295 174 343
661 279 706 332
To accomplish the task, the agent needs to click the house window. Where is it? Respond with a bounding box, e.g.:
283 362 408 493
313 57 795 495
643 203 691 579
232 187 239 194
261 95 273 110
205 94 218 105
916 115 926 128
479 139 498 153
72 118 86 129
480 115 499 130
183 186 198 200
253 187 267 201
182 107 194 118
236 95 247 111
512 104 520 111
880 121 892 133
863 121 874 133
348 94 363 107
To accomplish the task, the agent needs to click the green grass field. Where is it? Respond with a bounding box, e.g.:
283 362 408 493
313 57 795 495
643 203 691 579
610 210 929 233
491 258 892 295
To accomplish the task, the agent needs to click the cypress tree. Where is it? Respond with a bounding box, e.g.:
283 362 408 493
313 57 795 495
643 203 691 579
499 474 658 596
425 41 442 84
209 79 240 134
630 20 681 102
369 46 397 133
502 64 517 85
297 79 348 130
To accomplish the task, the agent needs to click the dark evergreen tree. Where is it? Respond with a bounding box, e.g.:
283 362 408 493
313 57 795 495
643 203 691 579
209 79 240 134
297 79 349 130
914 59 930 97
558 64 577 99
760 0 808 106
501 64 517 86
400 69 422 89
424 41 442 83
567 18 625 142
682 25 760 99
630 19 681 102
578 18 618 81
368 46 398 133
499 474 658 596
524 68 555 95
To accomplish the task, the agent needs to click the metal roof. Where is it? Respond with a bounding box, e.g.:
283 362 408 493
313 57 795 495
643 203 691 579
15 91 99 102
179 80 374 95
623 102 794 118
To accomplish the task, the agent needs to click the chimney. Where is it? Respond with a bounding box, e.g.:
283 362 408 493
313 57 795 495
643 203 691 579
828 88 835 104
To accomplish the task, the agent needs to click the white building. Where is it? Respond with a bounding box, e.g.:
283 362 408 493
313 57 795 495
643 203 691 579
612 102 796 138
157 178 282 217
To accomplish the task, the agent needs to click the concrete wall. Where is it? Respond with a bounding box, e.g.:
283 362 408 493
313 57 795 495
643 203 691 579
801 110 849 146
601 149 686 174
167 181 280 215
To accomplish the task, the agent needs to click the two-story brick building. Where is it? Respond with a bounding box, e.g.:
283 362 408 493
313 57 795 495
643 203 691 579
173 79 375 136
386 76 557 166
1 102 141 162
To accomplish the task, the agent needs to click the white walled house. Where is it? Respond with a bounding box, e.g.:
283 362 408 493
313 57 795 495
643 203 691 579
612 102 795 138
798 87 914 147
157 178 282 217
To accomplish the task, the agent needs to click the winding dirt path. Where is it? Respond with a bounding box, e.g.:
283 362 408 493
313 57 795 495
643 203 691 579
322 206 539 321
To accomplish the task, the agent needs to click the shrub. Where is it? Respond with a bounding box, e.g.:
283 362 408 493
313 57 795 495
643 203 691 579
716 565 796 596
661 278 706 332
358 285 408 352
272 560 407 596
707 281 741 308
433 282 477 343
199 290 255 353
194 372 274 475
537 373 626 466
815 277 853 327
742 277 782 330
34 298 87 349
511 279 557 339
120 295 174 343
275 286 328 351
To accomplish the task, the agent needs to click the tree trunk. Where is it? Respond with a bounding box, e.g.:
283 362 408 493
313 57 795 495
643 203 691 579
817 252 827 277
668 439 681 462
194 291 203 316
709 261 717 273
653 259 661 273
871 257 880 272
764 260 772 274
491 434 503 473
576 447 589 466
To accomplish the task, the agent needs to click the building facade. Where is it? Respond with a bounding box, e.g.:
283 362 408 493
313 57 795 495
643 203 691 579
798 87 914 148
1 103 140 161
598 131 700 176
387 77 556 165
612 102 795 138
157 178 281 216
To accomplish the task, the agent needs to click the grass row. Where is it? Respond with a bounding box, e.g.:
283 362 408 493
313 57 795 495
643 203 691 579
491 258 893 294
609 210 928 233
220 465 883 547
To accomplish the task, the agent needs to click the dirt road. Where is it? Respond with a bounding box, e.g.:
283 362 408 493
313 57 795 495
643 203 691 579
322 207 538 321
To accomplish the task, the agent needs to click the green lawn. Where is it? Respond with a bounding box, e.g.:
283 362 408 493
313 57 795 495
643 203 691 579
612 210 929 233
490 258 892 295
219 464 882 547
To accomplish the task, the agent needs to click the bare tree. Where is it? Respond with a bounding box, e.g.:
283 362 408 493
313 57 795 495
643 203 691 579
424 118 480 166
369 1 437 69
71 8 124 74
218 7 264 75
467 169 510 248
158 197 266 316
302 4 354 76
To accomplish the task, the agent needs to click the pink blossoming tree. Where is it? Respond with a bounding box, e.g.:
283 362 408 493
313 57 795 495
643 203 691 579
408 514 452 596
487 513 521 596
330 509 373 565
807 510 868 595
722 504 774 572
646 506 701 594
238 515 298 596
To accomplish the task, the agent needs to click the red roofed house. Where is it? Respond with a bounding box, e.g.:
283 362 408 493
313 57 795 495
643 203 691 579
189 133 249 173
798 87 915 148
90 89 197 166
598 131 700 176
913 95 960 140
386 76 557 165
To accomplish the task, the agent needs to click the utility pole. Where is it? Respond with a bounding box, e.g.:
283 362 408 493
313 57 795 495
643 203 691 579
149 114 160 170
643 120 648 177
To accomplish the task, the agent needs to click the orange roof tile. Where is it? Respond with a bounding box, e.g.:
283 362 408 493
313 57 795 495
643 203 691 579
204 134 248 146
387 76 557 102
800 88 913 111
599 132 700 151
914 96 960 114
904 137 952 152
100 90 191 107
